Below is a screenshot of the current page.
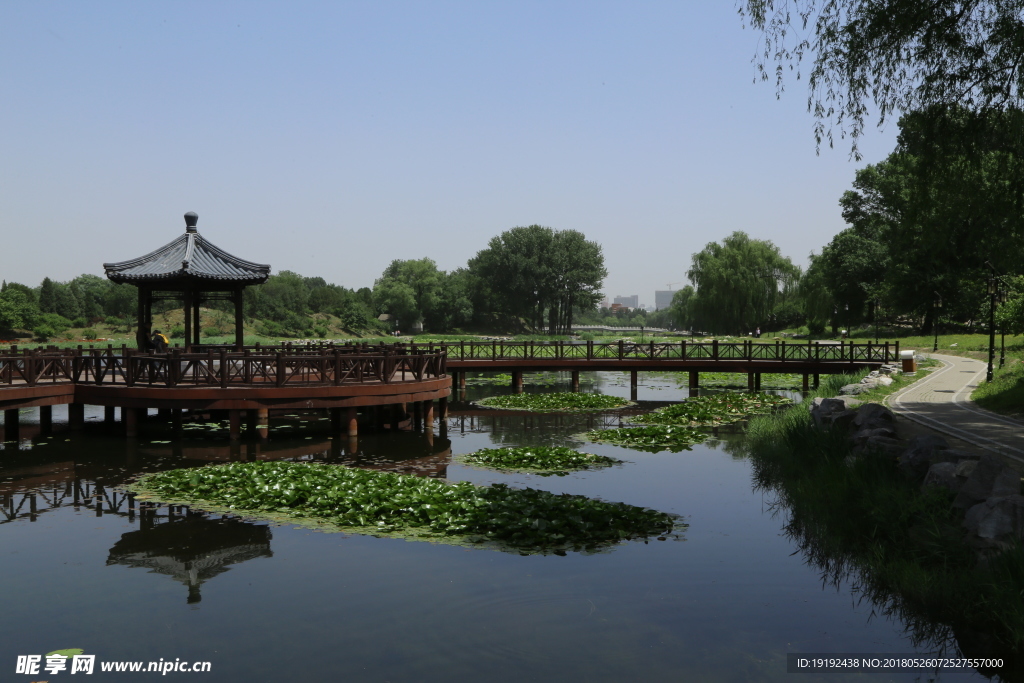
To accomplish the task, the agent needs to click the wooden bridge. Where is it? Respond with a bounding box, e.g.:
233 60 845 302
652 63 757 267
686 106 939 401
0 339 899 441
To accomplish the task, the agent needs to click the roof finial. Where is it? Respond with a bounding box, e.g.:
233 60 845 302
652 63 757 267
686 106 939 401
184 211 198 233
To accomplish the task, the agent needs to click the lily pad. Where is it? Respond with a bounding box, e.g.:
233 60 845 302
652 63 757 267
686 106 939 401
457 446 622 477
476 392 630 413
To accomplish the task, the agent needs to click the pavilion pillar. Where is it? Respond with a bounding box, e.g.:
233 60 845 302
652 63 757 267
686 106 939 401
193 295 201 347
136 286 148 350
234 288 244 350
183 289 193 352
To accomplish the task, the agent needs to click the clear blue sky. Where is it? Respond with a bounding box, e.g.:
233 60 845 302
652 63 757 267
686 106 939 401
0 1 898 306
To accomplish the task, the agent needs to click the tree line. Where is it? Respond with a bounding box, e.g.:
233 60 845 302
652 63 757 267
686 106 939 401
0 224 609 339
669 106 1024 337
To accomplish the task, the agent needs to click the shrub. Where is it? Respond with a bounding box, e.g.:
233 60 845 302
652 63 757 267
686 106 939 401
169 325 186 339
581 332 595 341
71 317 88 328
314 326 329 338
81 328 98 339
32 325 56 341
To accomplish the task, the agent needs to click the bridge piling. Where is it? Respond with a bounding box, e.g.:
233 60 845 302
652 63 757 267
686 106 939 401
3 409 18 441
104 406 116 427
69 403 84 431
571 370 580 392
39 405 52 434
424 400 434 430
802 374 810 392
347 407 358 437
229 410 241 441
256 408 269 440
688 370 699 398
630 371 638 401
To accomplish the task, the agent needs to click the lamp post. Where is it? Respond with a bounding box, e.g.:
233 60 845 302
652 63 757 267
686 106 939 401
932 292 942 352
987 278 997 382
1000 288 1008 369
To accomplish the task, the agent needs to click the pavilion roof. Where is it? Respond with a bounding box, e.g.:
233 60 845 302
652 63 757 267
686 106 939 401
103 212 271 288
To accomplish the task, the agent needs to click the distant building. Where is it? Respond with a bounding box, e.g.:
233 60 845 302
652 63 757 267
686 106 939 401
613 295 639 309
655 290 675 310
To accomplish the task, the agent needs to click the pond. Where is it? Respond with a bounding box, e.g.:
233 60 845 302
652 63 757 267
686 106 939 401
0 371 990 681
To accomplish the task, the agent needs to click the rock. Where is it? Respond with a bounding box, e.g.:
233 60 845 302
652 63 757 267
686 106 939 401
922 462 960 493
851 426 898 446
956 460 978 479
854 435 905 457
963 495 1024 548
809 396 862 428
898 434 950 479
840 384 870 395
953 455 1023 509
875 376 893 386
854 403 895 429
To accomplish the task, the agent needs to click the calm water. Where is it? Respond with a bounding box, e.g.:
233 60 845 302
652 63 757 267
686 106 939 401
0 372 990 681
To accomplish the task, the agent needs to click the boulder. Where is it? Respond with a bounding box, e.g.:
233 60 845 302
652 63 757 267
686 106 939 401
853 403 895 429
809 396 862 428
956 459 979 479
922 462 960 493
898 434 949 479
963 495 1024 548
953 455 1023 509
851 426 898 446
840 384 870 395
853 435 905 457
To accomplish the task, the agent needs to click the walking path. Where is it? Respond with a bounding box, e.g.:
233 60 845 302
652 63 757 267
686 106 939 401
886 353 1024 464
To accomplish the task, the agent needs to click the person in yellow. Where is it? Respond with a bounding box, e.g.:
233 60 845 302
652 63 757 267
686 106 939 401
151 329 169 352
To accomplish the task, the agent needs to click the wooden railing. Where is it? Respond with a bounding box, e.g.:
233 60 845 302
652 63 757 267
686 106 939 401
432 339 900 363
0 345 447 388
0 339 897 388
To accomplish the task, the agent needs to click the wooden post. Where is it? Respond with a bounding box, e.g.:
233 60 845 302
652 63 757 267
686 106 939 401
39 405 52 434
124 408 138 438
813 374 820 389
346 407 358 437
512 371 523 393
390 404 401 432
747 372 755 392
256 408 269 440
412 400 422 431
68 403 84 431
228 410 241 441
755 373 761 391
330 407 342 434
571 370 580 392
630 370 638 401
688 370 699 398
3 409 18 441
423 400 434 427
246 409 257 434
172 409 183 435
802 373 810 392
104 405 116 426
459 372 466 389
438 396 448 420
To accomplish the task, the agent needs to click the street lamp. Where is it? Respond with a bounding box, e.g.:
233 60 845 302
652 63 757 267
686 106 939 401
987 278 997 382
873 298 880 344
932 292 942 352
1000 287 1008 369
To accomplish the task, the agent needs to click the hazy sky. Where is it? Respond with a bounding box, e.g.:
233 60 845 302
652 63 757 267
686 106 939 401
1 1 899 306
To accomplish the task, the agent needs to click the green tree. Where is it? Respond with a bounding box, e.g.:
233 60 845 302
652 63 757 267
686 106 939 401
468 225 606 333
38 277 57 314
669 286 696 331
54 283 82 320
372 258 445 331
685 231 801 334
0 288 40 332
743 0 1024 157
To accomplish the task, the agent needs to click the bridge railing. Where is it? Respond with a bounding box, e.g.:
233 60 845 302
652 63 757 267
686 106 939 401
434 339 899 363
0 346 447 388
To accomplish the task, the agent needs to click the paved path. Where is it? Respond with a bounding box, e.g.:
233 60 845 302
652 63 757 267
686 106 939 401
887 353 1024 464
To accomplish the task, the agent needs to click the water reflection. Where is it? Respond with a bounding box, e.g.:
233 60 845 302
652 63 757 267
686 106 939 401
108 512 272 604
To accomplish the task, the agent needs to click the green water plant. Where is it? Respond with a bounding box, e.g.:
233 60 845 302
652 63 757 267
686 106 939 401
476 392 629 412
582 425 708 452
457 446 621 476
633 392 792 427
130 461 679 554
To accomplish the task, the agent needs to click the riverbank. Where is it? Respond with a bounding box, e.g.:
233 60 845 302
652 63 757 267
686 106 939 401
744 371 1024 675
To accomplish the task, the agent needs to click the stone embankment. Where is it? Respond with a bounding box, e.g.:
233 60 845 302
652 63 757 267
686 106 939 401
811 396 1024 555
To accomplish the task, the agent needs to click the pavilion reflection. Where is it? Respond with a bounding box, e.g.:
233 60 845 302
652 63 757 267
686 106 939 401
108 512 272 604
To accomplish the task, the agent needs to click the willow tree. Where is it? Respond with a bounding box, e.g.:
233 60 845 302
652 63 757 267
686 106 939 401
742 0 1024 158
686 232 800 334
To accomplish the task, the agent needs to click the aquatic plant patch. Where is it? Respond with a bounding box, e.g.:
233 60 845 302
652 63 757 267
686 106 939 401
582 425 708 452
130 461 678 554
476 392 629 412
632 392 792 427
457 446 621 476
